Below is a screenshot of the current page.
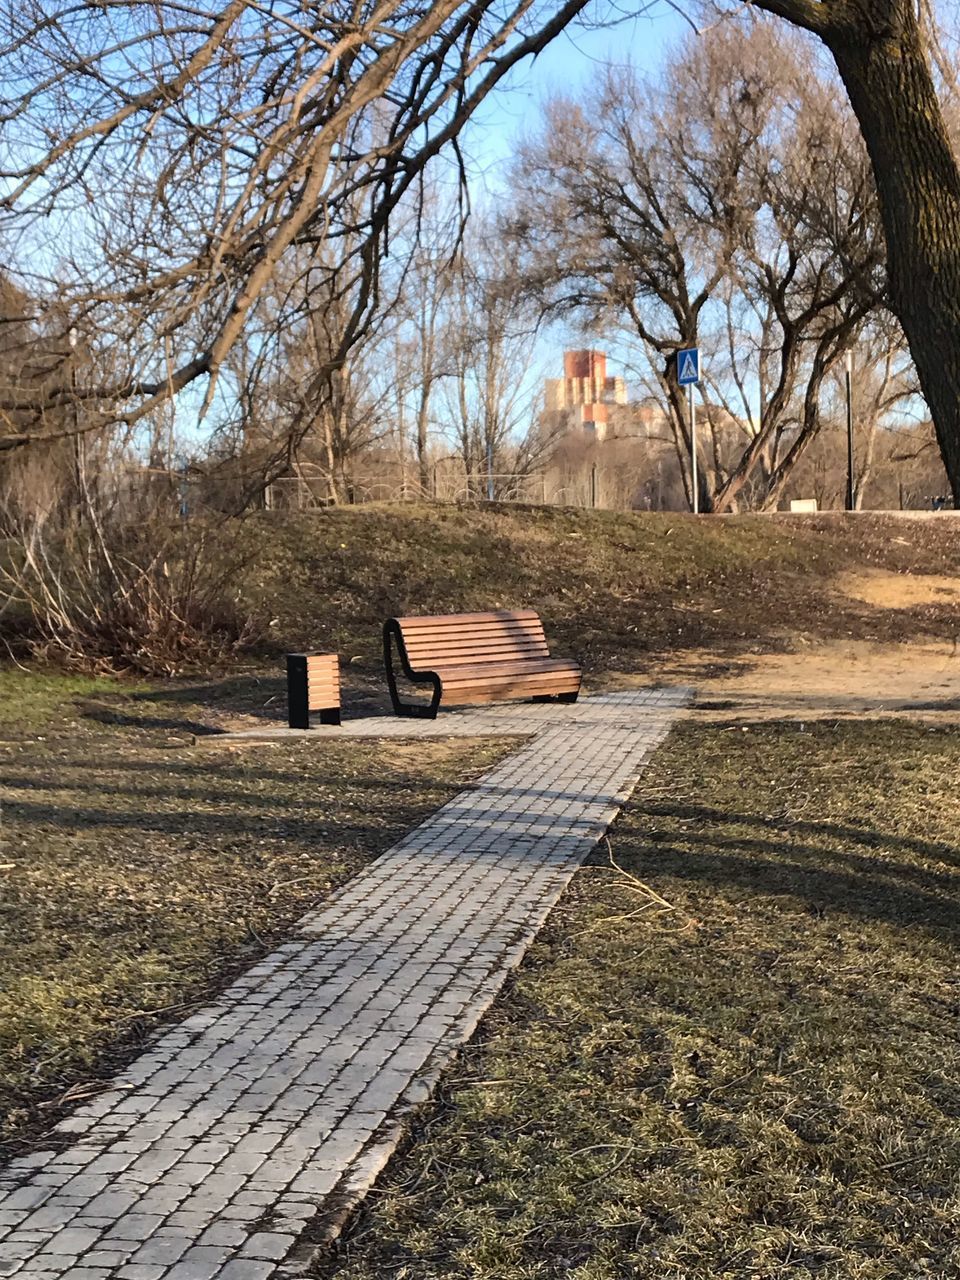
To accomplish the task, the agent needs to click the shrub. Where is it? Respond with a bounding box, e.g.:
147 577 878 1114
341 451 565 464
0 510 264 675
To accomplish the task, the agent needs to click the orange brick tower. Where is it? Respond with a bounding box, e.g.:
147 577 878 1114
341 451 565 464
545 350 627 438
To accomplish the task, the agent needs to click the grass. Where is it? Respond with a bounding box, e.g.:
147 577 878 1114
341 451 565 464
319 719 960 1280
0 670 511 1156
231 506 960 675
2 503 959 1263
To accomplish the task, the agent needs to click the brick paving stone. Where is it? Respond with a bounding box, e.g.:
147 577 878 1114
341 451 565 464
238 1235 295 1261
219 1263 274 1280
0 690 688 1279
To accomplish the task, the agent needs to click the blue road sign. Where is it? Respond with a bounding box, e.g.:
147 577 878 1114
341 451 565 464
677 347 700 386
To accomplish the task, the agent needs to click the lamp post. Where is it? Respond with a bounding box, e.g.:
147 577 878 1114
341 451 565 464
845 350 855 512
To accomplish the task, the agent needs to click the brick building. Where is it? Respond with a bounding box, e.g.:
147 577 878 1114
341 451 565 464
544 350 627 439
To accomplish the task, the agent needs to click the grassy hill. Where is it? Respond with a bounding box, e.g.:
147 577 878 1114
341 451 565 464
233 505 960 676
2 504 958 684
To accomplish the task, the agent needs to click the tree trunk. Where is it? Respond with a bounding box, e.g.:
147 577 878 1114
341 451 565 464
824 4 960 502
416 389 431 495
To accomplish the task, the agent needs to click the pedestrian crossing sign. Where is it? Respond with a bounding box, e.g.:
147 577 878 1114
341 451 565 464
677 347 700 386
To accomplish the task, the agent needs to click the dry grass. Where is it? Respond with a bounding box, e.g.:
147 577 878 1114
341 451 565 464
0 670 510 1155
320 719 960 1280
14 505 945 687
233 507 960 675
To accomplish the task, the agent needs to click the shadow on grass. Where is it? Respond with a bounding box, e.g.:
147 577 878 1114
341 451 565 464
127 676 285 706
634 827 960 939
8 763 959 944
2 766 454 827
75 670 393 733
79 705 219 736
638 799 960 870
613 764 960 941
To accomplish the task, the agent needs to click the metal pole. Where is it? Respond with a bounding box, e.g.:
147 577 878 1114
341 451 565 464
486 440 494 501
845 351 855 512
689 383 698 515
591 463 597 509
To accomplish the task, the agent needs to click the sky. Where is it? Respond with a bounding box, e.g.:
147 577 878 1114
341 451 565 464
461 4 690 195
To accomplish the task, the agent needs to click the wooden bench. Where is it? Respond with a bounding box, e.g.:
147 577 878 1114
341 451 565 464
286 653 341 728
383 610 581 718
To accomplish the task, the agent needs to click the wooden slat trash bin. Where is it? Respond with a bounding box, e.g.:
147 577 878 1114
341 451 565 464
286 653 341 728
383 610 581 718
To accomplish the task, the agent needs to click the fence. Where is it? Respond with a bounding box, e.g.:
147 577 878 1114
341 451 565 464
261 463 623 510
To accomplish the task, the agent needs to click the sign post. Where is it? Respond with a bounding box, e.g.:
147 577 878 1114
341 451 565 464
677 347 701 514
844 350 855 512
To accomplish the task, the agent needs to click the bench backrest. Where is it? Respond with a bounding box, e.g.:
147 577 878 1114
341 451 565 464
394 610 551 671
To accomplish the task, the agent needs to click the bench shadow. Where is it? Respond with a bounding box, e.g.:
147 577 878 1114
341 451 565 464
75 671 393 735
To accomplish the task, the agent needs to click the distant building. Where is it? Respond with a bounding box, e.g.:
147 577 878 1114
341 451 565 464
545 350 627 439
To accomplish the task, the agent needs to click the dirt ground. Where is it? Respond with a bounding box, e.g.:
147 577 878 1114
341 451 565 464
652 639 960 721
623 568 960 722
838 568 960 609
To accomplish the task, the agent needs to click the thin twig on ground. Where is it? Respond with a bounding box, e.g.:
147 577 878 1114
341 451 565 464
586 835 700 934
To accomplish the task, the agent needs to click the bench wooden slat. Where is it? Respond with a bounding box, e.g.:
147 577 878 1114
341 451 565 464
383 611 580 718
401 619 546 635
401 630 548 650
403 639 550 662
444 685 577 706
394 609 541 628
439 678 579 694
397 630 545 644
400 615 551 668
436 658 579 679
441 676 579 694
397 619 545 635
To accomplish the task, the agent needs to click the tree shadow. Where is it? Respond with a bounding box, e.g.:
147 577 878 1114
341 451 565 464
79 705 219 736
618 799 960 942
637 799 960 870
3 760 450 822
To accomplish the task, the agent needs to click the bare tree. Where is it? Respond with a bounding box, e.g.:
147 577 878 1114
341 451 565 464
733 0 960 502
3 0 960 505
438 220 543 496
0 0 596 456
509 23 888 511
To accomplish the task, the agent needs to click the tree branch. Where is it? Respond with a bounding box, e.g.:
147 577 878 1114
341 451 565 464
749 0 833 35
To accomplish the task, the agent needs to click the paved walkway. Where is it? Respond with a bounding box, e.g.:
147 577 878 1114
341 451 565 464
0 690 689 1280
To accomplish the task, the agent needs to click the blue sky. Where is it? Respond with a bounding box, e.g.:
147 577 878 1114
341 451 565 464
460 4 690 196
